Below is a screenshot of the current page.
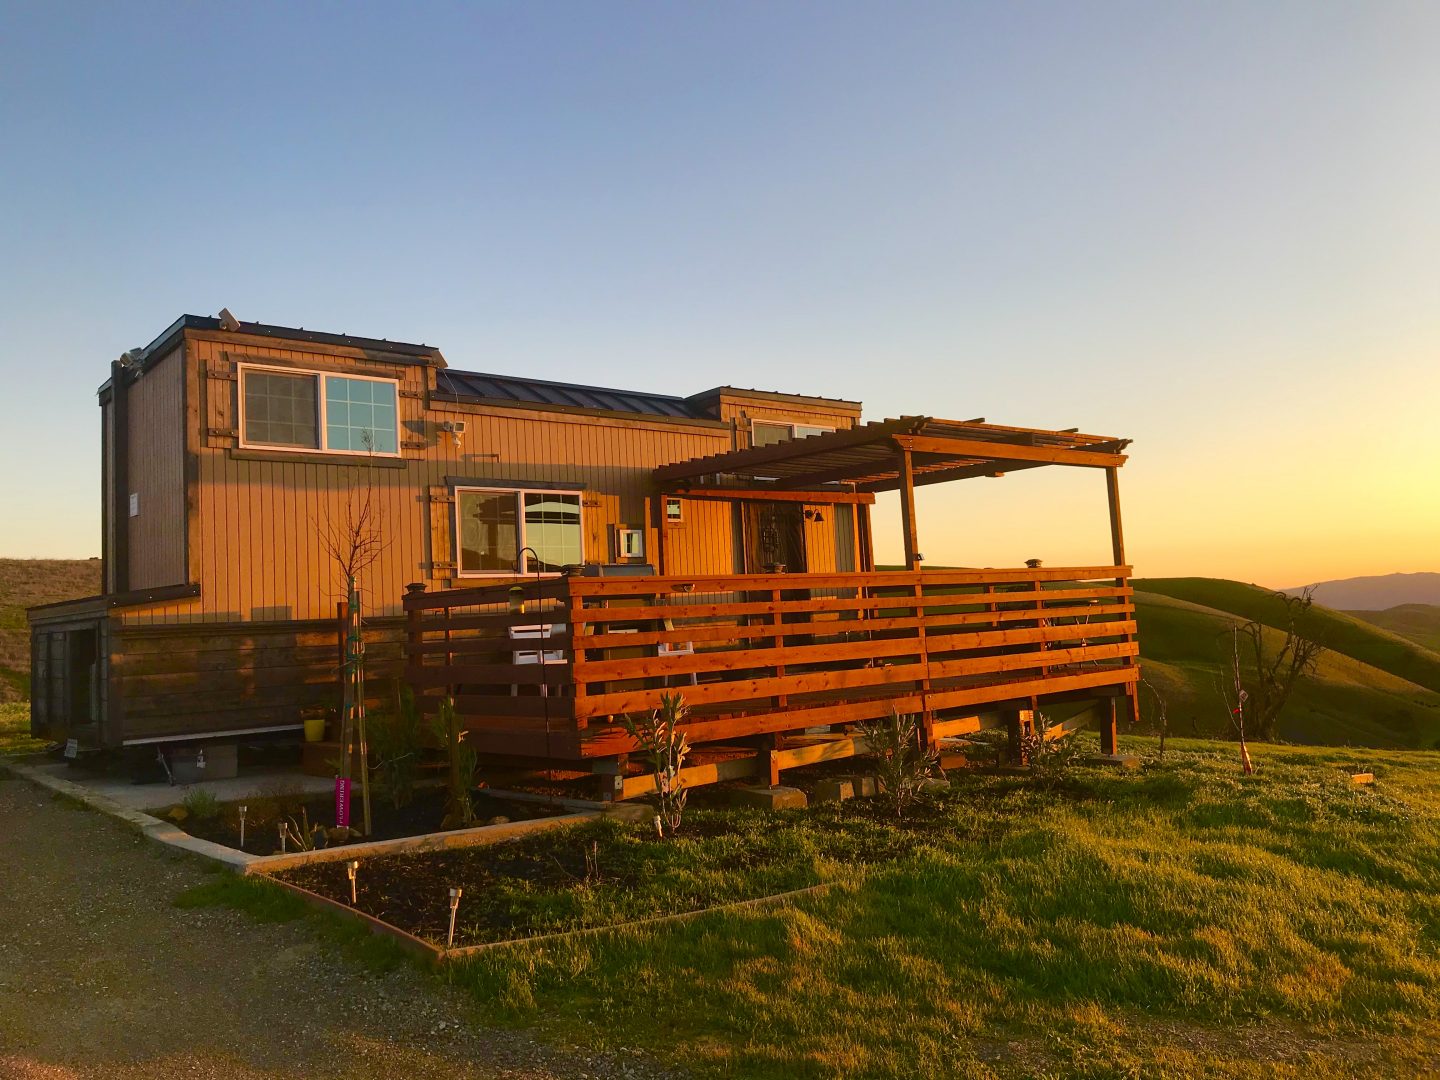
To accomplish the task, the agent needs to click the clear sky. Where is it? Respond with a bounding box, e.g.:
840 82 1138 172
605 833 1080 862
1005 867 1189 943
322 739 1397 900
2 2 1437 588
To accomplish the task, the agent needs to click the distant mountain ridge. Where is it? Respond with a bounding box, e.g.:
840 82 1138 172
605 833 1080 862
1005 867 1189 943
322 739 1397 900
1280 572 1440 611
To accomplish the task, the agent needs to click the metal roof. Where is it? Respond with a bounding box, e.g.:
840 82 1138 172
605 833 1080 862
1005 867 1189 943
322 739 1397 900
437 369 700 419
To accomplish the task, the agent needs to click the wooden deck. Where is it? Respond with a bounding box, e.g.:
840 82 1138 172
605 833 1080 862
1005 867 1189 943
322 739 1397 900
404 566 1140 794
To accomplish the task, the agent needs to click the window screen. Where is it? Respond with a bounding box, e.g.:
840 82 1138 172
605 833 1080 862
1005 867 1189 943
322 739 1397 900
244 371 319 448
326 377 398 454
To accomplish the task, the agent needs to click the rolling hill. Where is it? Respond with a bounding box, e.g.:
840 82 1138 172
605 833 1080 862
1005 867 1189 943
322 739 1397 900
1347 604 1440 654
1133 577 1440 749
0 558 102 703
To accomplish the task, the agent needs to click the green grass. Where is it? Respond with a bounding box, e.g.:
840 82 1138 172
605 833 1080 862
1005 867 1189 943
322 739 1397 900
426 737 1440 1078
0 701 46 755
1349 605 1440 654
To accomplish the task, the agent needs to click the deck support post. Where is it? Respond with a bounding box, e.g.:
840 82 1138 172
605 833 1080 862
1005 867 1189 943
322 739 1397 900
1099 697 1119 756
897 448 921 571
1005 708 1035 765
1105 466 1142 733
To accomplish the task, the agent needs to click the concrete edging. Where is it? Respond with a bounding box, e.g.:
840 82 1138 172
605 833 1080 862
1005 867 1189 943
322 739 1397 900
0 757 649 874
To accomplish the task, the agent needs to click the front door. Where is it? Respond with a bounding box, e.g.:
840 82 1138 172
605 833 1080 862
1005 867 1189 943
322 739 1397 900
743 502 807 573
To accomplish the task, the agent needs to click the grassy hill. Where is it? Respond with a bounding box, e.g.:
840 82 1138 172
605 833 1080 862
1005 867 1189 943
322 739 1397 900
0 557 102 704
1134 589 1440 748
1136 577 1440 697
1349 604 1440 654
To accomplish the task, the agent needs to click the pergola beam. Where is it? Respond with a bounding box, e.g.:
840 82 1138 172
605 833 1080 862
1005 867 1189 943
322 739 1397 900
897 449 920 571
893 435 1127 469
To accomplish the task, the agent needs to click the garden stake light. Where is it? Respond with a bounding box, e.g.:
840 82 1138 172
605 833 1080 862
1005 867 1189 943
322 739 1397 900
447 887 462 949
238 804 247 848
346 860 359 905
278 822 287 853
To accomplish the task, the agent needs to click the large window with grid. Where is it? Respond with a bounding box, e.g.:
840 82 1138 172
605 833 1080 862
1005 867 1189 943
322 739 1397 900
239 365 399 455
456 488 584 576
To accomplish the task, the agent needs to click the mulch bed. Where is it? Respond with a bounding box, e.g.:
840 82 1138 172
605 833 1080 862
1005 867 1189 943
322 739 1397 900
158 787 566 855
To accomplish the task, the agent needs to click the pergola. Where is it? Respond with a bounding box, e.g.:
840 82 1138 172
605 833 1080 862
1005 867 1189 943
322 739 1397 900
653 415 1132 572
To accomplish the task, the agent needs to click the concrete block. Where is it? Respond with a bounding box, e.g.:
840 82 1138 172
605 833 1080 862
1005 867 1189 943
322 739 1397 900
844 774 879 798
813 778 854 804
1350 772 1375 786
729 785 808 811
1089 754 1142 770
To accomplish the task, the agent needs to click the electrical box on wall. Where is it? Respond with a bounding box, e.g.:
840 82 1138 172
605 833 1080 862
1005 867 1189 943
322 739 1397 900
128 493 139 517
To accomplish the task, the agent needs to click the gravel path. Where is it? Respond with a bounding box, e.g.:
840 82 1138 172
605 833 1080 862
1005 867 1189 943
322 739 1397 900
0 773 679 1080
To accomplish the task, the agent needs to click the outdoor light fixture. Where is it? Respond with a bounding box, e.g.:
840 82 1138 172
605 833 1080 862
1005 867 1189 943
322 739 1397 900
346 860 360 905
278 822 287 854
447 887 463 949
672 582 695 594
508 586 525 615
238 804 248 849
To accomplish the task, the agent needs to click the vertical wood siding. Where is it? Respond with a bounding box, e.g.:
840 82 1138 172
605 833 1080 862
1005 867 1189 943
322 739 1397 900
125 345 186 589
123 331 741 626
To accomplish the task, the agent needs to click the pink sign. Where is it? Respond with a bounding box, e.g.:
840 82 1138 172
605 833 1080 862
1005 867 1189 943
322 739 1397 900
335 777 351 828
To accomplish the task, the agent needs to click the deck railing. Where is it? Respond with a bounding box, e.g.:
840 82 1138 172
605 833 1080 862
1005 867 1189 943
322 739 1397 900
404 566 1139 762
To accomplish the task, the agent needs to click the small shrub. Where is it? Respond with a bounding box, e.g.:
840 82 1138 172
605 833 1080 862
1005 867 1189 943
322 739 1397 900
279 808 325 852
1024 713 1086 790
621 693 691 837
182 787 221 823
244 776 308 828
432 696 477 829
857 709 939 818
370 681 424 810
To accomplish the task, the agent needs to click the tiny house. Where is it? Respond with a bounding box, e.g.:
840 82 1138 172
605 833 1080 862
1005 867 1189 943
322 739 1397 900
30 312 1140 791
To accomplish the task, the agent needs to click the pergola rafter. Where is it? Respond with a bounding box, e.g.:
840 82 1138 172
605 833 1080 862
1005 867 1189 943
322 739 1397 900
652 415 1132 573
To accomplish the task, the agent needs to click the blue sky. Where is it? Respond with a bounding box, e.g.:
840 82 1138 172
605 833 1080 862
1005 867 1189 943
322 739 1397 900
3 1 1438 585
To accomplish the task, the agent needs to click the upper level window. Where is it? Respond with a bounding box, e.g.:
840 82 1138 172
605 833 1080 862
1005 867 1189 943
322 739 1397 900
456 488 584 576
240 365 400 456
751 420 834 447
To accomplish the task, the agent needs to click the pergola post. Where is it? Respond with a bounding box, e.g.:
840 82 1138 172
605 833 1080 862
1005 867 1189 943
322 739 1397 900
1105 466 1126 572
897 448 920 571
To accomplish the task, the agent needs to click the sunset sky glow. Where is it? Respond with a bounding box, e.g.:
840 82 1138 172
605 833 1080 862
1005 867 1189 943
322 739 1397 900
2 2 1437 587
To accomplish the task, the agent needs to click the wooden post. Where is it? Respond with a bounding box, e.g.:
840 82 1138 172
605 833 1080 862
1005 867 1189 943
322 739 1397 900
1099 696 1119 756
1105 467 1126 573
1104 467 1141 732
1005 708 1035 765
897 448 920 572
336 600 348 720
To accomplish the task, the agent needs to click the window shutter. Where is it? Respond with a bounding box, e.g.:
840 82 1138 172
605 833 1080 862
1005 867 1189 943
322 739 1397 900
428 485 455 585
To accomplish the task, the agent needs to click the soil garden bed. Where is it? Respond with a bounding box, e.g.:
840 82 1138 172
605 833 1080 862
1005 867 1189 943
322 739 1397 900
152 785 568 855
272 799 931 948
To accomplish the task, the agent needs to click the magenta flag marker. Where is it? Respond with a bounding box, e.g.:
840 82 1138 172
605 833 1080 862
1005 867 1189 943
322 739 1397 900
335 777 351 828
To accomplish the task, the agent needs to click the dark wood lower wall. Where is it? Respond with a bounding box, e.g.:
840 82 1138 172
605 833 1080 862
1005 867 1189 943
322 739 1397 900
110 617 406 745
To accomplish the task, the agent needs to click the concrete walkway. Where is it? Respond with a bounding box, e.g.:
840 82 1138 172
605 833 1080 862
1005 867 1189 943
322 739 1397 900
0 772 678 1080
19 759 334 813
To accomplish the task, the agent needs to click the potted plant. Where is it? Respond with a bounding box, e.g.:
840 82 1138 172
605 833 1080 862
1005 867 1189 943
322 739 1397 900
301 705 329 744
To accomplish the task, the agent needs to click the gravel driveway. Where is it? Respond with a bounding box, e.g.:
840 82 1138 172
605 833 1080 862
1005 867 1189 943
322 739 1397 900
0 773 678 1080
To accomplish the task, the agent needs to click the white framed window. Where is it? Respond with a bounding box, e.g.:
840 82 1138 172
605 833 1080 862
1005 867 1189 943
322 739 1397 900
238 364 400 456
664 497 683 524
616 527 645 559
751 420 834 448
455 487 584 576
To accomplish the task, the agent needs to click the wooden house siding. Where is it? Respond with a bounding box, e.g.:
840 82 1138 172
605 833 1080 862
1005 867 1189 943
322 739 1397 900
116 330 760 628
125 344 187 590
